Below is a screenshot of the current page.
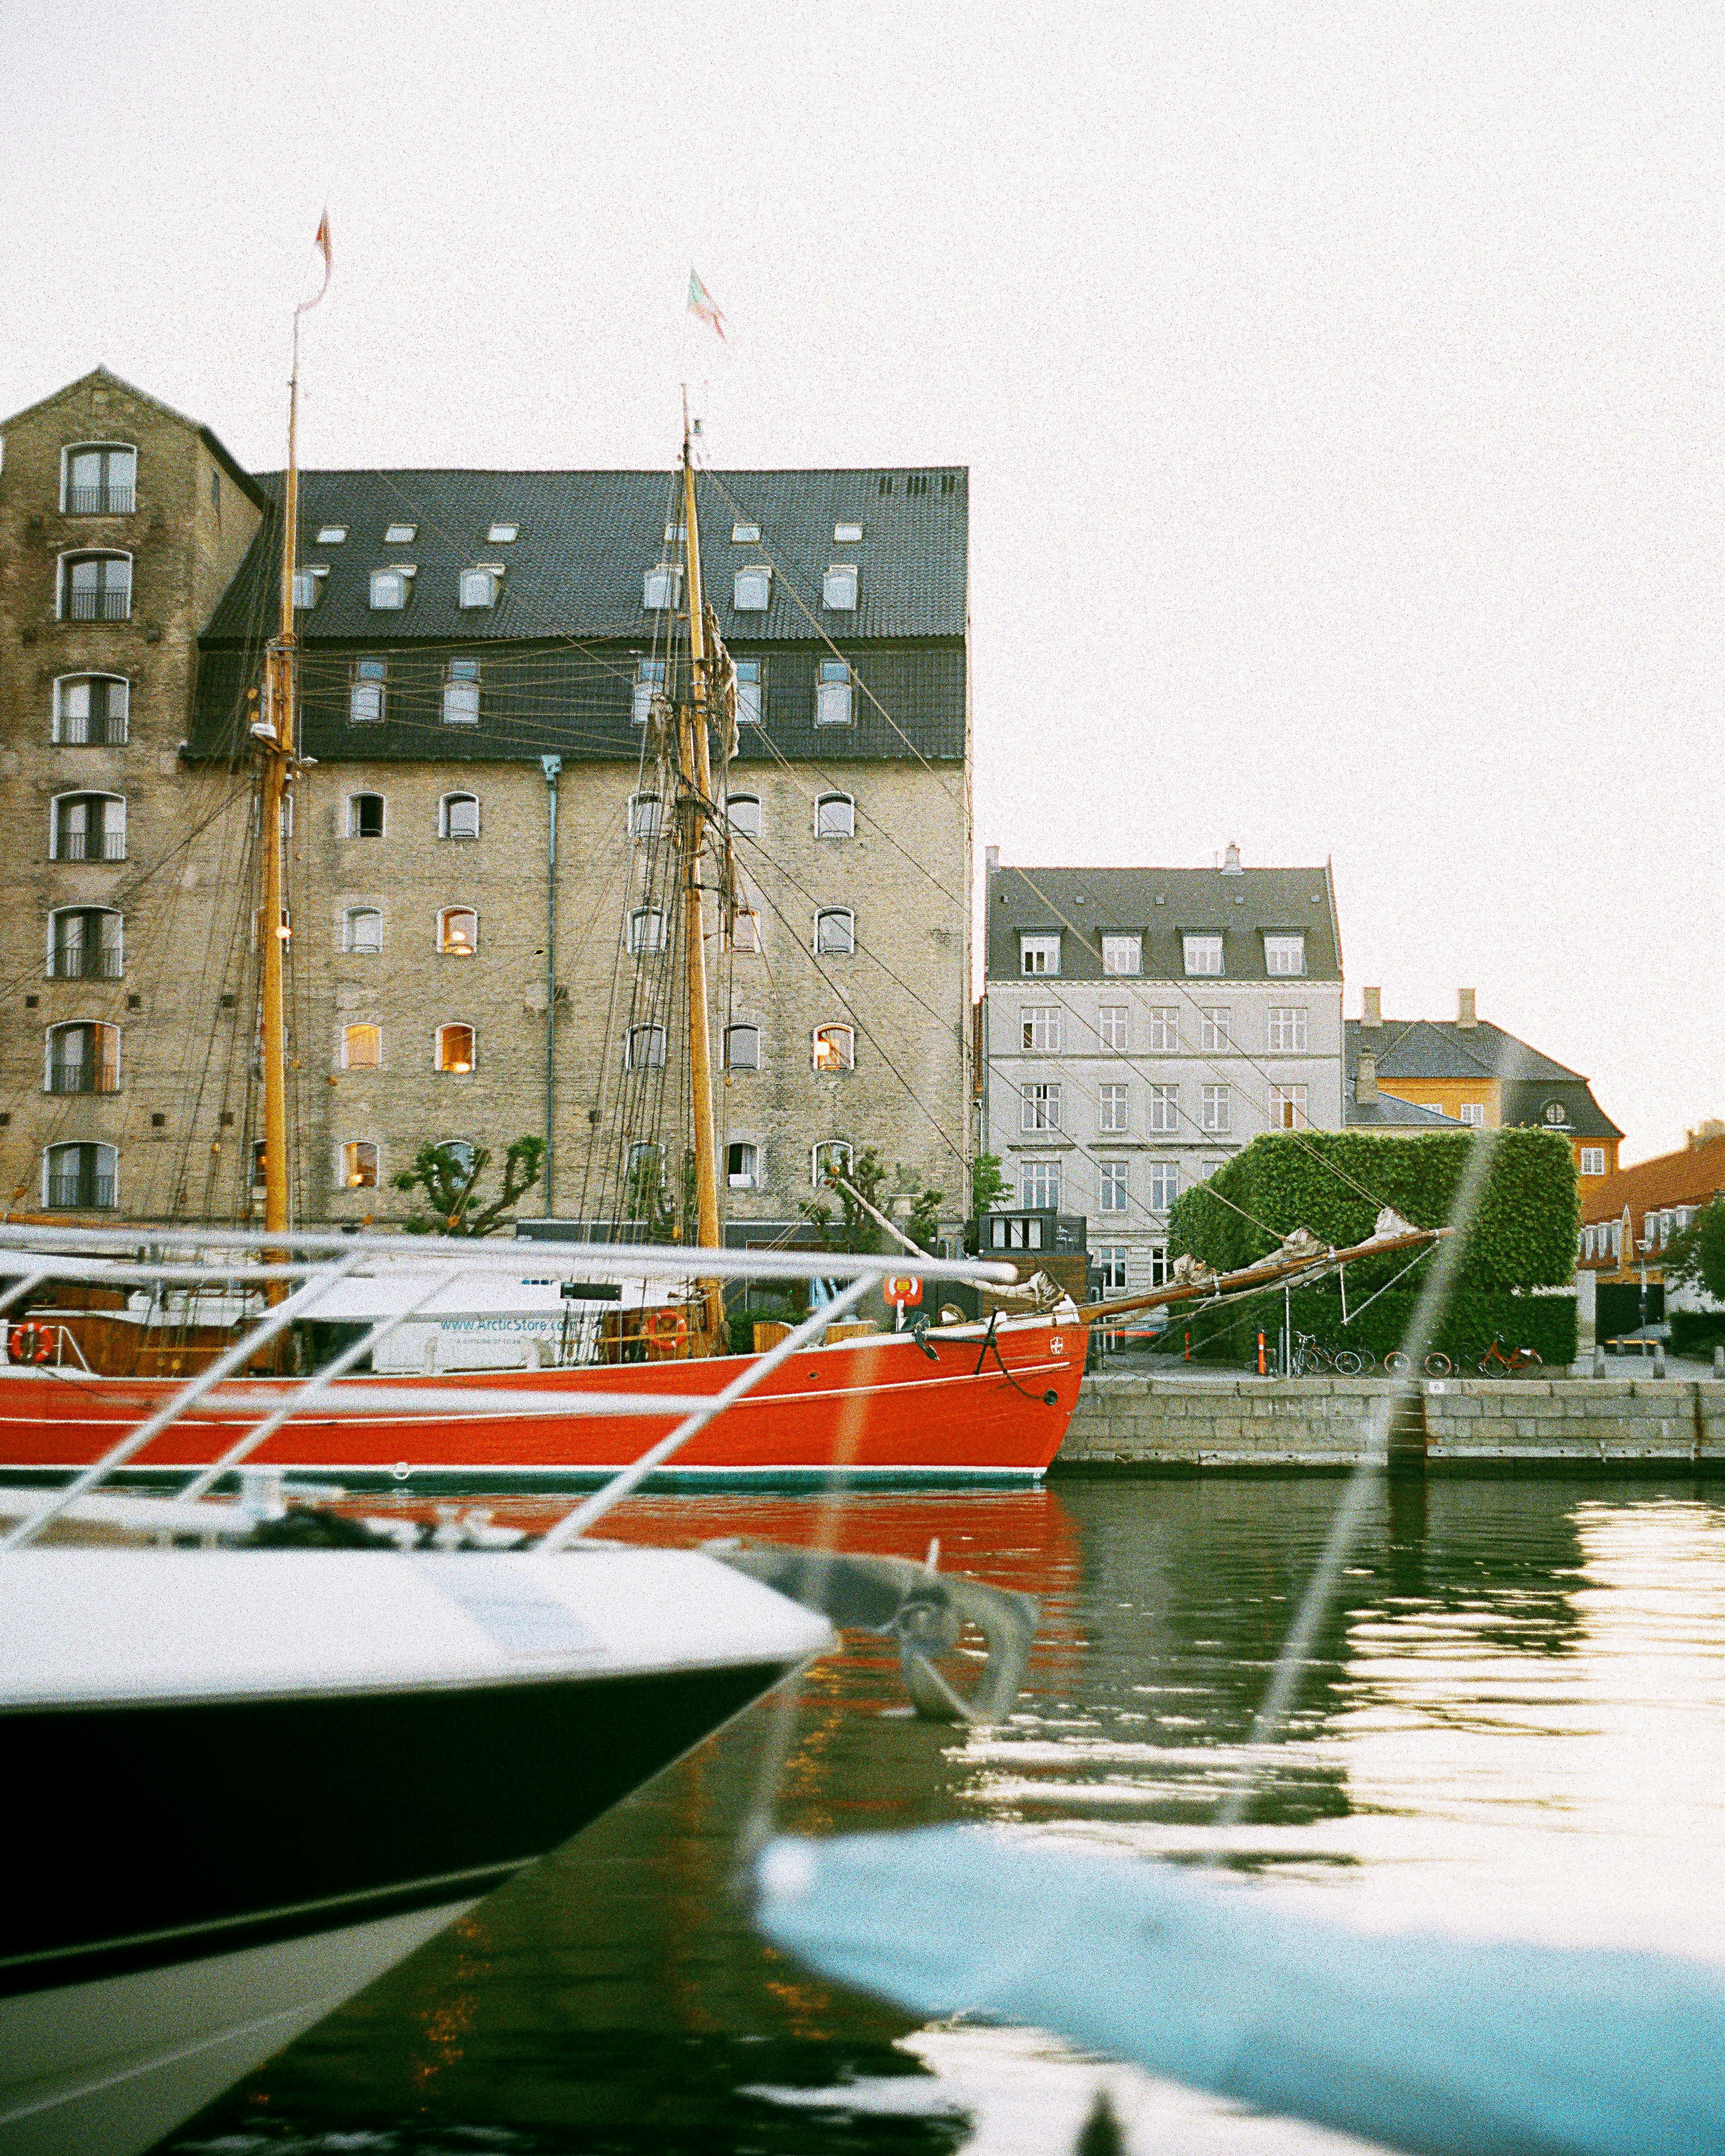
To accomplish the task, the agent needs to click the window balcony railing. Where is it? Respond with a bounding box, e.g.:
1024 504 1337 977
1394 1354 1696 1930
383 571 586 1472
49 944 123 980
66 485 136 515
58 713 129 746
47 1061 120 1096
54 830 126 861
68 587 133 621
46 1175 116 1210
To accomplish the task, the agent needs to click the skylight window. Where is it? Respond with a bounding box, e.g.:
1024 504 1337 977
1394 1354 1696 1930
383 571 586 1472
384 522 417 544
487 522 518 543
732 522 760 543
834 521 862 543
315 525 348 544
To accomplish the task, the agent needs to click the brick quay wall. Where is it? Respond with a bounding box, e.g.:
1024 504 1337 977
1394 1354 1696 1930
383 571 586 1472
1055 1374 1725 1473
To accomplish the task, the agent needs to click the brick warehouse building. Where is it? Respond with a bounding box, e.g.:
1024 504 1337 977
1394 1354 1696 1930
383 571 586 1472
0 369 973 1238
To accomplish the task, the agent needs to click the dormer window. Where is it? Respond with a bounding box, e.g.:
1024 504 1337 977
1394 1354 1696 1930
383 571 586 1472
1183 933 1224 977
350 659 386 724
369 568 410 610
834 521 862 543
731 521 760 543
384 522 417 544
316 524 348 544
734 658 762 724
443 659 480 725
487 522 518 543
644 564 682 611
823 563 858 611
816 659 853 727
292 568 323 609
632 657 666 726
460 568 499 609
62 445 136 515
1020 932 1060 977
1102 933 1142 977
1264 933 1306 976
733 565 771 611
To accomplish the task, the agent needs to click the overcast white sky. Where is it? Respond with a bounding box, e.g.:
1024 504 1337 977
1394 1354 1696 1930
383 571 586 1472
3 2 1719 1162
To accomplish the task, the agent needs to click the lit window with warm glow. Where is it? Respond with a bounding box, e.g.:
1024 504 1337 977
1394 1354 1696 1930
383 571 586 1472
438 906 477 956
437 1023 475 1074
813 1024 854 1073
342 1140 379 1189
342 1024 381 1070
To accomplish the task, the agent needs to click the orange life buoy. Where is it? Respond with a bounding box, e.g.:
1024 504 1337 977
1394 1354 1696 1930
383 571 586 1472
7 1322 53 1367
643 1308 690 1357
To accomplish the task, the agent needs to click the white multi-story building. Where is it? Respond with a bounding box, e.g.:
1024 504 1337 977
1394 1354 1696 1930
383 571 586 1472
979 845 1345 1294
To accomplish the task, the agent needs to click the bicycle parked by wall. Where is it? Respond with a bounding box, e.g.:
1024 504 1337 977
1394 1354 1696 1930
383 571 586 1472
1477 1336 1544 1376
1283 1332 1371 1377
1385 1348 1454 1378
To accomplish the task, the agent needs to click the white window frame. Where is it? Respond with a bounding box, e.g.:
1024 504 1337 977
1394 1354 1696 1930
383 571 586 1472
45 1020 121 1096
369 568 409 611
633 658 667 726
487 522 518 544
443 659 481 724
728 1140 759 1188
1020 933 1060 976
724 1023 760 1070
813 1023 855 1073
316 524 348 545
643 563 682 611
343 906 382 954
1183 933 1223 977
1096 1244 1129 1294
733 564 771 611
628 791 664 840
1580 1147 1605 1176
52 673 129 746
1459 1102 1485 1128
734 658 763 726
384 522 417 544
43 1140 119 1211
1147 1006 1178 1052
347 792 386 838
816 660 854 727
626 1024 667 1070
57 549 133 621
1269 1083 1308 1130
459 568 498 610
1099 1082 1129 1134
812 1140 854 1186
1267 1005 1309 1053
1149 1161 1179 1211
436 1021 477 1074
815 907 855 955
440 792 480 840
1022 1005 1062 1053
727 793 763 838
291 568 322 610
61 442 137 514
438 905 479 956
1098 1160 1129 1214
1021 1159 1061 1211
1020 1081 1062 1133
815 792 855 839
340 1022 382 1071
1147 1083 1179 1133
49 790 126 862
628 908 665 954
340 1138 381 1191
1098 1004 1129 1052
1198 1008 1231 1053
350 659 387 725
1201 1083 1232 1134
1101 933 1142 977
823 563 858 610
1264 933 1306 977
46 905 123 981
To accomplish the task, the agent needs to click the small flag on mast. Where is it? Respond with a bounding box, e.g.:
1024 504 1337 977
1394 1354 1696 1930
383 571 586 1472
688 269 726 340
299 211 333 315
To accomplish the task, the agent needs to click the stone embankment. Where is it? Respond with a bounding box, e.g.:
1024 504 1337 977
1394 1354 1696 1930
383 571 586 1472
1057 1374 1725 1472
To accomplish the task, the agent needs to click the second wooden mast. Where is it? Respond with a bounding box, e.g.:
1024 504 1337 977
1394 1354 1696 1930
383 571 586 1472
257 328 302 1244
678 429 726 1348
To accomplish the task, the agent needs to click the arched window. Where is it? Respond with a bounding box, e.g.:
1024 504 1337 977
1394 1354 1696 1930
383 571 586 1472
50 792 125 861
728 793 762 838
438 906 478 956
628 791 663 839
724 1024 760 1070
341 1140 379 1190
811 1140 853 1187
343 907 382 954
440 792 480 839
45 1141 117 1210
342 1024 382 1070
59 551 132 620
436 1023 476 1074
815 907 855 954
626 1024 666 1070
61 444 136 515
816 792 854 839
347 792 385 838
54 674 129 745
439 1138 477 1173
628 908 665 954
47 907 122 980
813 1024 855 1073
46 1021 119 1095
727 1141 758 1188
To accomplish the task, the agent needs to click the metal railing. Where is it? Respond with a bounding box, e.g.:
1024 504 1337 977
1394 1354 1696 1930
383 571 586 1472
53 829 126 861
0 1223 1023 1550
44 1177 116 1209
57 713 129 746
66 485 136 515
46 1060 120 1096
49 943 124 980
67 588 131 621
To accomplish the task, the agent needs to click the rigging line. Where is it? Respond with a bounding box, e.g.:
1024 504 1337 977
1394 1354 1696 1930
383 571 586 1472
695 468 963 810
1007 864 1396 1218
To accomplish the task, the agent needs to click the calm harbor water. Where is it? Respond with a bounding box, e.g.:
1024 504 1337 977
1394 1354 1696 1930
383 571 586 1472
166 1474 1725 2156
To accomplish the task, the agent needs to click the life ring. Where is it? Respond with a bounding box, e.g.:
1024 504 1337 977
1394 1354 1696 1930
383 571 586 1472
643 1308 689 1357
7 1322 53 1367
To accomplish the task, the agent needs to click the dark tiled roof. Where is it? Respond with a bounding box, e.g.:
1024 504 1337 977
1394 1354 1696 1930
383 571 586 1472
203 465 967 646
1345 1083 1466 1129
1344 1020 1623 1141
984 863 1341 983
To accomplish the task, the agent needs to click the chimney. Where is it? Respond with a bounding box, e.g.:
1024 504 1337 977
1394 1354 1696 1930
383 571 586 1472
1220 842 1243 875
1357 1050 1379 1101
1457 987 1477 1029
985 844 999 878
1361 987 1382 1029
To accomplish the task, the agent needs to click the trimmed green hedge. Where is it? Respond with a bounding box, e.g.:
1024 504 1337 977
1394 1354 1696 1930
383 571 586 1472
1671 1310 1725 1359
1168 1129 1579 1292
1150 1284 1577 1369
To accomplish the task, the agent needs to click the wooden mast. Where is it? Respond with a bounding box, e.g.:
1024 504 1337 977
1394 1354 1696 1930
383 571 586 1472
257 322 300 1249
679 423 725 1347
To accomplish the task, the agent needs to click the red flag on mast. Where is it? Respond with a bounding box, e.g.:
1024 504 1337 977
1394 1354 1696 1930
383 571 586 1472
299 212 333 314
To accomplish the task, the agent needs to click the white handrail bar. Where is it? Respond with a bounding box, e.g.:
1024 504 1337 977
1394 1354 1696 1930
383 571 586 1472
0 1250 366 1550
535 1272 876 1551
182 1386 755 1418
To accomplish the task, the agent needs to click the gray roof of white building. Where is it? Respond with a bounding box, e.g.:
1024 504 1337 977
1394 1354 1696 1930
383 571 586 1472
985 862 1342 984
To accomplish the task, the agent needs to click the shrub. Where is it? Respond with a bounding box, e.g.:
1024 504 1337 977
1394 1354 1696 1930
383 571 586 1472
1671 1309 1725 1359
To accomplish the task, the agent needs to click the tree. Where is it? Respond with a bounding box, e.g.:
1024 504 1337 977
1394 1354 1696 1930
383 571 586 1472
393 1137 544 1236
1663 1199 1725 1303
971 1152 1010 1216
907 1183 944 1253
800 1145 889 1253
